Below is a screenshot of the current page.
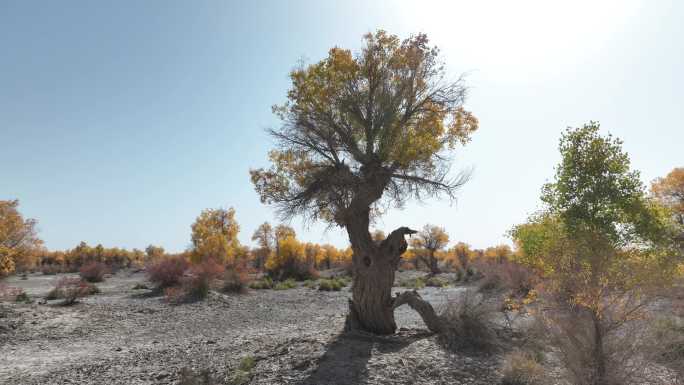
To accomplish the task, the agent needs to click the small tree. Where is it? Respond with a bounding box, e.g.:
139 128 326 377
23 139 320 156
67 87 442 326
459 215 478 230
251 31 478 334
190 207 241 264
651 167 684 225
483 244 513 264
511 123 681 385
251 222 275 270
411 224 449 275
450 242 472 271
0 200 42 275
145 244 165 263
265 235 312 280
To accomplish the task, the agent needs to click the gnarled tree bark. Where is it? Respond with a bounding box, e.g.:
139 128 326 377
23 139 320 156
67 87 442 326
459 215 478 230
344 217 445 335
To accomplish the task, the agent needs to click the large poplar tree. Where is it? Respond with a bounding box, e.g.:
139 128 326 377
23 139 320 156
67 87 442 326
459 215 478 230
251 31 478 334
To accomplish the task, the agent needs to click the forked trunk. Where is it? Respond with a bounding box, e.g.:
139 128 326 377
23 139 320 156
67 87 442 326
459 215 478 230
344 211 443 335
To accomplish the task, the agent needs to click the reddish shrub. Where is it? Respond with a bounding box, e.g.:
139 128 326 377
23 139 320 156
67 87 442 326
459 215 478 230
0 284 25 302
222 267 248 293
164 286 185 304
79 261 109 282
182 259 225 299
47 277 99 305
146 256 190 289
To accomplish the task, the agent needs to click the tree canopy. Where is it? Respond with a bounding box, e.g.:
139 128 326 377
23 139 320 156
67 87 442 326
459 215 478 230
250 30 478 227
0 199 42 276
190 207 241 264
651 167 684 226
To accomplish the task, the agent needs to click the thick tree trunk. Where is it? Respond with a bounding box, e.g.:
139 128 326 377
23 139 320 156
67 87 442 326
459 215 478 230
344 210 444 335
591 312 607 385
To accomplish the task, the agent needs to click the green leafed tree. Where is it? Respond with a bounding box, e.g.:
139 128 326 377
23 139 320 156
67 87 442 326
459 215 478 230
510 123 681 384
251 30 478 334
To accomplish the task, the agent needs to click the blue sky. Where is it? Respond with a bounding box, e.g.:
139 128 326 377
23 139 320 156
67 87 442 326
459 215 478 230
1 0 682 252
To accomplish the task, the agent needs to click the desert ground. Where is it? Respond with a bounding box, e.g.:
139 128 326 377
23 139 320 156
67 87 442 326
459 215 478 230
0 270 508 385
2 269 682 385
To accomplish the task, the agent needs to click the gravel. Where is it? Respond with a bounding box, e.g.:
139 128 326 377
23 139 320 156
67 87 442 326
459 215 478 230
1 270 680 384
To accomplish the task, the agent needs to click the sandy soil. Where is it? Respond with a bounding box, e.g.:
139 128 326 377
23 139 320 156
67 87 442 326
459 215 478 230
0 270 504 385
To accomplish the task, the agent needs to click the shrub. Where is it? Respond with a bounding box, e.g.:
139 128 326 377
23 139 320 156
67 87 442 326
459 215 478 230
318 278 342 291
399 277 426 289
466 266 477 278
238 356 256 371
478 273 503 293
303 279 317 289
652 316 684 365
274 278 297 290
146 256 190 289
501 350 544 385
222 268 248 293
0 284 25 302
164 286 186 304
425 276 449 287
455 268 464 282
79 261 109 282
229 356 256 385
180 259 225 300
41 264 61 275
46 277 99 305
438 290 499 353
15 291 31 303
475 260 537 296
248 277 273 290
265 236 318 281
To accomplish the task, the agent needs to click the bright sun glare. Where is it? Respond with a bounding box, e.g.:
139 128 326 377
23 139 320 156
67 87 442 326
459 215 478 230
398 0 643 80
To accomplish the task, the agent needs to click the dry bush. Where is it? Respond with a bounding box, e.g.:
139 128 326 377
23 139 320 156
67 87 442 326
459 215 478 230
40 264 61 275
273 278 297 290
46 277 99 305
438 290 499 353
539 294 661 385
650 316 684 377
146 256 190 289
179 259 225 301
268 258 318 281
398 276 426 289
248 277 274 290
475 260 537 296
501 350 545 385
79 261 109 282
0 284 26 302
164 286 186 304
425 276 449 287
222 267 248 293
318 277 348 291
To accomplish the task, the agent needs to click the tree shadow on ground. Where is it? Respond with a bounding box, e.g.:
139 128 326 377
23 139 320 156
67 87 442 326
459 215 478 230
298 329 433 385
